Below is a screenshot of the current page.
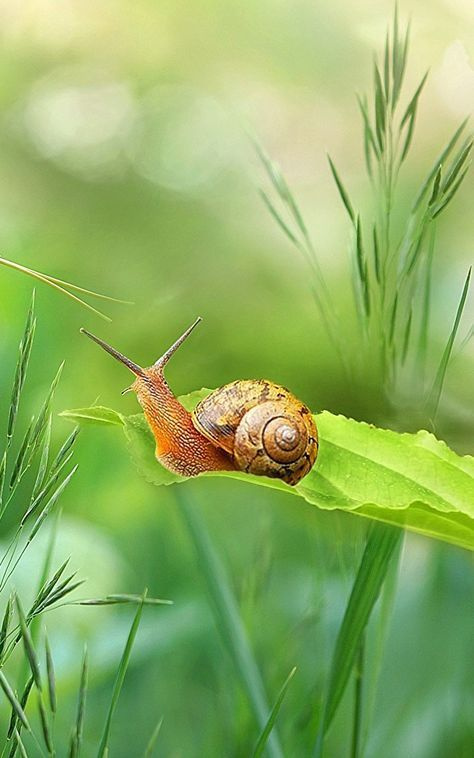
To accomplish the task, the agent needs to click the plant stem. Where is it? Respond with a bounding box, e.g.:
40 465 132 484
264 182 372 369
351 636 365 758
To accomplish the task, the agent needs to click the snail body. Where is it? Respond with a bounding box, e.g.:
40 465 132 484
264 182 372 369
81 320 318 485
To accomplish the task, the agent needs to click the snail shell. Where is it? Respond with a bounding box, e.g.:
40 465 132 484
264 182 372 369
192 379 318 485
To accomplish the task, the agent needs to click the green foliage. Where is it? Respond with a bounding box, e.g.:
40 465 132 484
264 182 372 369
257 12 472 413
175 488 283 758
97 592 148 758
252 666 296 758
62 392 474 551
0 301 172 755
314 525 401 754
0 257 131 322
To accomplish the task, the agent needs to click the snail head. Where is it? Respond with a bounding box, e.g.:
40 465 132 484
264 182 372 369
80 317 202 395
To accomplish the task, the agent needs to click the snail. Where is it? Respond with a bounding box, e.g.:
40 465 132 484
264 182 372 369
80 319 318 485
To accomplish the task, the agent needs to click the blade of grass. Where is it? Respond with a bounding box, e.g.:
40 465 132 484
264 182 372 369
0 595 13 661
7 676 34 740
327 156 355 223
314 525 401 756
44 635 56 714
0 451 6 517
18 510 62 691
174 488 283 758
412 118 469 212
13 729 29 758
143 717 164 757
0 670 31 731
6 292 36 450
97 591 148 758
77 594 172 606
69 647 88 758
361 537 403 752
373 61 386 152
426 267 471 417
350 636 365 758
15 595 42 690
0 257 132 322
418 224 436 381
252 667 296 758
37 694 53 755
32 416 52 502
6 291 35 443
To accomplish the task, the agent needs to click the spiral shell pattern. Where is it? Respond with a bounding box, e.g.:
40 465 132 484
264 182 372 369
192 379 318 485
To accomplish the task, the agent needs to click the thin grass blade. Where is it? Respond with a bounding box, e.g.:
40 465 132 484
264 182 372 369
175 488 283 758
27 465 78 541
15 595 42 690
13 728 29 758
143 717 164 757
314 525 401 756
253 667 296 758
0 594 13 661
327 156 355 223
69 647 88 758
7 292 36 450
426 267 471 416
373 62 386 152
0 670 31 731
0 257 130 322
37 694 53 754
45 635 56 714
78 594 172 606
7 676 34 740
32 415 52 501
97 592 148 758
412 118 469 211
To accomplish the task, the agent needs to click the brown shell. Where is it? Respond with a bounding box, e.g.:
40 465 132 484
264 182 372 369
191 380 318 485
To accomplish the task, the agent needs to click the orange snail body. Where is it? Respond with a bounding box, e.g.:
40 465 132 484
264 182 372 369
80 319 318 485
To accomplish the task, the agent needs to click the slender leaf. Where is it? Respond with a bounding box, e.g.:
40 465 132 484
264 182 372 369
32 415 52 501
426 267 471 416
400 71 428 128
143 717 164 757
45 635 56 713
13 729 29 758
314 526 401 755
253 667 296 758
373 62 386 151
69 647 88 758
0 595 13 660
0 256 131 322
97 592 148 758
15 595 42 690
412 118 469 211
37 694 53 754
175 488 283 758
7 292 36 448
7 677 34 740
327 156 355 223
0 670 31 731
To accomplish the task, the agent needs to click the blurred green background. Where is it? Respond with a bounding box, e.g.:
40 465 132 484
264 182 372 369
0 1 472 756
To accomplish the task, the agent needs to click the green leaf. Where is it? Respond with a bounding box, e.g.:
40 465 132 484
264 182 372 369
426 267 471 417
7 291 36 449
69 647 88 758
143 717 163 757
327 156 356 223
0 255 132 322
175 489 283 758
64 390 474 551
97 591 148 758
60 406 124 426
0 670 31 732
314 525 401 753
253 667 296 758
